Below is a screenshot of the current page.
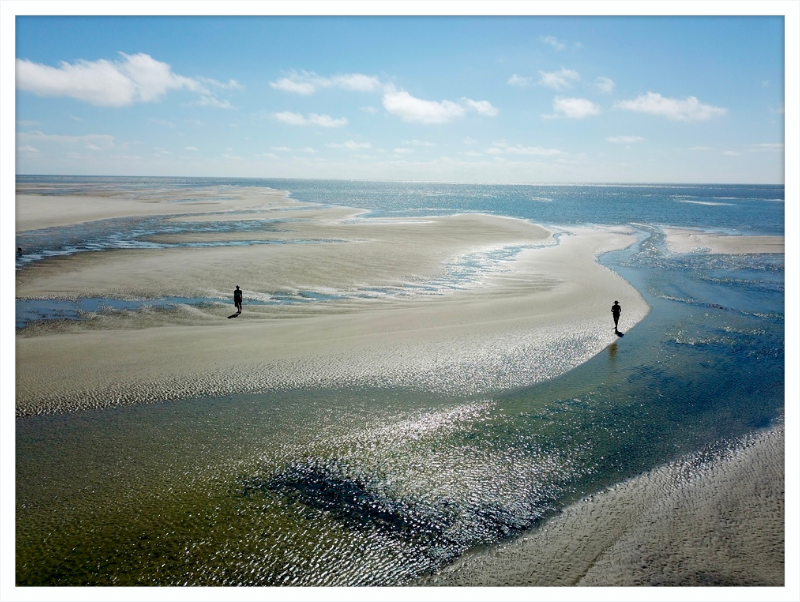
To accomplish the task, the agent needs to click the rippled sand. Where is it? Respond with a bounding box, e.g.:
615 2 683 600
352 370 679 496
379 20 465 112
418 423 785 587
662 227 785 254
16 185 649 415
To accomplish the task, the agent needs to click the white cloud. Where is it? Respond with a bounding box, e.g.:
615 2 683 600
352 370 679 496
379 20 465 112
185 146 198 151
309 113 348 127
607 135 644 143
508 74 532 87
17 130 115 152
403 139 437 147
382 88 497 124
749 143 783 152
540 35 566 51
192 96 234 109
272 111 347 127
273 111 307 126
723 150 741 156
615 92 727 121
595 76 615 93
270 70 382 95
394 148 414 154
461 98 499 117
16 53 237 107
326 140 372 150
549 97 600 119
361 106 379 114
17 145 39 153
383 90 465 123
490 142 562 156
538 68 580 90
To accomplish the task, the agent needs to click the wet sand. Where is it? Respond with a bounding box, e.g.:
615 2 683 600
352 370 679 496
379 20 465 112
13 185 788 593
418 422 785 587
16 187 648 416
662 227 785 254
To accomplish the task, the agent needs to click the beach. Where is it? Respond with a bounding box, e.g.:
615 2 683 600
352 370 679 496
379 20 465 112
419 422 785 587
13 182 786 588
662 227 785 255
15 186 648 416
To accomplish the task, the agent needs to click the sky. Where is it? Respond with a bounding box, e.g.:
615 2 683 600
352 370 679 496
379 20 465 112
6 7 795 184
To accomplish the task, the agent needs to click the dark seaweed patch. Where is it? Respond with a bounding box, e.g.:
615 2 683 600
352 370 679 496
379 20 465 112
236 458 553 567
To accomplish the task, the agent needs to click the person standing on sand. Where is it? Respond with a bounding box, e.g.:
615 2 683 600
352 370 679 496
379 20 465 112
611 300 621 331
234 285 243 314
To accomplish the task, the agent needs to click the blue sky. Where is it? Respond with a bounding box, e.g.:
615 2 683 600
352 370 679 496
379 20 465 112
8 10 792 183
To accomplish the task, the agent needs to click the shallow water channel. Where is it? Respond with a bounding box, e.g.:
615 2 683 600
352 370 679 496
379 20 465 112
15 230 784 586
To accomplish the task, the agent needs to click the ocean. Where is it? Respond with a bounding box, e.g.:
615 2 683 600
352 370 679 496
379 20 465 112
15 177 785 585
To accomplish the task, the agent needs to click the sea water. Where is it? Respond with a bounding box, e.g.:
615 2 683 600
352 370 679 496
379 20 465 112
15 177 785 585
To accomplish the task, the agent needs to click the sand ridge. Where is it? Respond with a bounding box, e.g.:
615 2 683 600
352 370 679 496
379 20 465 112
16 186 649 416
418 423 785 587
662 227 785 255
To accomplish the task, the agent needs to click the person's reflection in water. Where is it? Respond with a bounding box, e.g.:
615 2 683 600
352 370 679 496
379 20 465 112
608 341 618 362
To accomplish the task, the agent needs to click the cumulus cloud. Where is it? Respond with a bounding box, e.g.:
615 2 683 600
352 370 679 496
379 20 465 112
16 52 239 107
508 74 532 87
382 90 466 123
548 97 600 119
607 135 645 143
538 68 580 90
382 88 497 124
540 35 566 51
614 92 727 121
270 70 383 95
272 111 347 127
461 98 499 117
595 76 615 93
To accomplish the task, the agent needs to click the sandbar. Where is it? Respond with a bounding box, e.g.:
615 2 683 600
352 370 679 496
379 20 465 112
15 186 648 416
662 227 785 255
15 185 300 232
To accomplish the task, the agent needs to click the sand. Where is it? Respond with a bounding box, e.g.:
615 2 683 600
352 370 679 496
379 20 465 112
14 184 300 232
13 185 789 593
662 227 785 255
15 186 649 416
418 422 785 587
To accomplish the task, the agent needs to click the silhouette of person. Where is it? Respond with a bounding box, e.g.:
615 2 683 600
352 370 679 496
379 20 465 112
611 300 621 332
234 285 243 314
